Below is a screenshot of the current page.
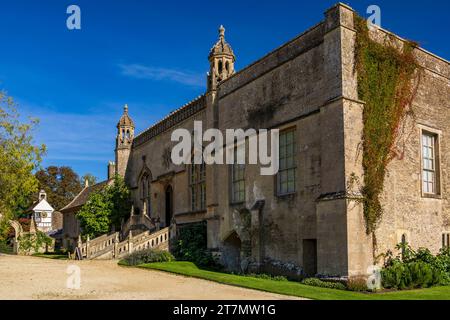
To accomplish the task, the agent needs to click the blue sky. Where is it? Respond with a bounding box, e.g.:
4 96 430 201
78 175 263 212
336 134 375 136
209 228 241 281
1 0 449 181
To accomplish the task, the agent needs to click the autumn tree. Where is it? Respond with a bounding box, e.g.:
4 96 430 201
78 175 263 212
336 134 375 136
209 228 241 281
0 92 46 239
35 166 83 210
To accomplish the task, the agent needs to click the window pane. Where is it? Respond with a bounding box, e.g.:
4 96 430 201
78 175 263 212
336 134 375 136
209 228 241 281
278 128 297 195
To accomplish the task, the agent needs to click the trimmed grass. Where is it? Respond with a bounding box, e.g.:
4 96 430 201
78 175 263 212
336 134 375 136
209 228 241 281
32 252 69 260
134 261 450 300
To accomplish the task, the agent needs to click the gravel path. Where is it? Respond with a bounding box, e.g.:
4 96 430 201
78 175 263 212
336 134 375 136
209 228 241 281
0 254 302 300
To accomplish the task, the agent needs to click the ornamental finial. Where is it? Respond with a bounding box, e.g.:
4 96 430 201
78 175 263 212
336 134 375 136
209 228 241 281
219 25 225 39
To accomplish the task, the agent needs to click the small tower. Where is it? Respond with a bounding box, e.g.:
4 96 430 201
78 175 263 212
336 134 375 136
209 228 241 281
38 190 47 201
207 25 235 91
115 104 134 178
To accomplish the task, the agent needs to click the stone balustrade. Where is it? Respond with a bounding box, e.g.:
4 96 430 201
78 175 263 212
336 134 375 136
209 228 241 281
77 227 170 260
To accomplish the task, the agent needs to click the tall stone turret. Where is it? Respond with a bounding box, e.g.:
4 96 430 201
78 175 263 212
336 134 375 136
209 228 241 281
207 25 236 91
115 104 134 178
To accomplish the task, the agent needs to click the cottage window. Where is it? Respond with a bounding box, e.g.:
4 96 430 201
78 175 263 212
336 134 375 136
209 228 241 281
277 128 297 195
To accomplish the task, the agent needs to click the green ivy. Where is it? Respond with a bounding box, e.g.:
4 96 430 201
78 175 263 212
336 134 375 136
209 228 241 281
354 15 420 236
19 231 53 254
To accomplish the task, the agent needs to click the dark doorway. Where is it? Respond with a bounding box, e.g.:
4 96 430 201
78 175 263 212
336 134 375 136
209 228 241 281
303 239 317 277
165 185 173 227
223 232 242 272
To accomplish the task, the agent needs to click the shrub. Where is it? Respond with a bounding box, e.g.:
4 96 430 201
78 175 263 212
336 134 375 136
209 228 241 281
302 278 347 291
247 273 288 281
122 249 174 266
347 277 369 292
0 240 13 254
382 243 450 289
19 231 53 254
173 223 218 268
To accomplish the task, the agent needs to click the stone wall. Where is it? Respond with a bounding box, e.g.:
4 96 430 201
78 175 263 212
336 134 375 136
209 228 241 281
122 3 449 278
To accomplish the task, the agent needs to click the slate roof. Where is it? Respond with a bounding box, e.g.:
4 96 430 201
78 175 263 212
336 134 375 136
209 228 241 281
60 180 112 213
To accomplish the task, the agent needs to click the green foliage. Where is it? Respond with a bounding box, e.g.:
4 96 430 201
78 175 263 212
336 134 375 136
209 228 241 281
354 16 420 235
19 231 53 254
35 166 83 211
246 273 288 281
381 243 447 290
77 175 131 239
173 223 217 268
0 239 13 254
0 91 45 238
301 278 347 291
122 249 175 266
77 191 111 239
347 277 369 292
107 175 132 231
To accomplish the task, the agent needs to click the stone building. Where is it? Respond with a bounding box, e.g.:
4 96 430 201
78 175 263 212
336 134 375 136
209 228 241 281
60 179 113 249
69 3 449 278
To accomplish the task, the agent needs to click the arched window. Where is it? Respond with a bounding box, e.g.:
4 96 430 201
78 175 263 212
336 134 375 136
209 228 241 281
218 60 223 74
225 61 230 72
141 173 151 215
190 162 206 211
126 129 131 140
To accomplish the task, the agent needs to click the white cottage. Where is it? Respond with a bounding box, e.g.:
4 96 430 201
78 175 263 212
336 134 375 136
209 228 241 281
31 190 55 232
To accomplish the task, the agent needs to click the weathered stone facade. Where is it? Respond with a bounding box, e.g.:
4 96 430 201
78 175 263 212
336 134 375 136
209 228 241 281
108 3 449 278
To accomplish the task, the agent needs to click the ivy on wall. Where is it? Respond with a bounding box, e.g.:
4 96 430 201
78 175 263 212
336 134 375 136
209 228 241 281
353 15 421 236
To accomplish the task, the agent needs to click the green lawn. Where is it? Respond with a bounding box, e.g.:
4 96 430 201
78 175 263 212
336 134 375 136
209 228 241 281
132 261 450 300
32 252 69 260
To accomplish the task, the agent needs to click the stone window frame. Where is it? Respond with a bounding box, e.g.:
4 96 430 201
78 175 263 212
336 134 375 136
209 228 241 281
418 125 442 199
190 161 206 212
442 232 450 249
230 145 246 204
276 126 297 196
140 173 152 215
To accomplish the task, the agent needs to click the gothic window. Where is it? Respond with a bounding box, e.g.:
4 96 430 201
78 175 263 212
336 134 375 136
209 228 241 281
231 148 245 203
422 131 440 195
277 127 297 195
190 162 206 211
141 173 151 214
225 61 230 72
218 60 223 74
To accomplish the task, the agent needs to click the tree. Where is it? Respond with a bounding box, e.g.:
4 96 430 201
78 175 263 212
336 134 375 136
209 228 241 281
77 176 131 239
0 92 46 239
77 191 111 239
81 173 97 187
108 176 132 231
35 166 82 210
